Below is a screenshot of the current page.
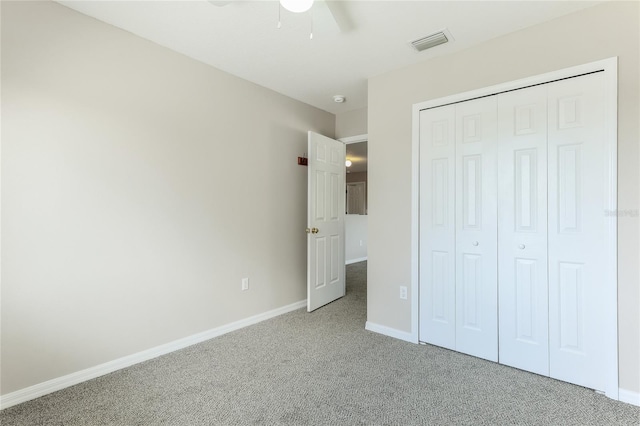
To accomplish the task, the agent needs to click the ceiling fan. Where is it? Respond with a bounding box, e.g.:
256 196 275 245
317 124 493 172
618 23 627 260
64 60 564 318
207 0 353 33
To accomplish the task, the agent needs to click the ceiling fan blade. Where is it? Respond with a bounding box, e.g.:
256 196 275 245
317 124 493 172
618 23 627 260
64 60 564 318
325 0 354 33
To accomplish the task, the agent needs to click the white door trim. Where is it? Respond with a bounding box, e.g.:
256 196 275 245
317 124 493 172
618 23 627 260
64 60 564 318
339 134 368 144
411 57 618 400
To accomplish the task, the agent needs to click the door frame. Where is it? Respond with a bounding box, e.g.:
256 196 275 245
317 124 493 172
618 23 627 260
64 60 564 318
340 134 369 214
339 134 368 145
411 57 618 400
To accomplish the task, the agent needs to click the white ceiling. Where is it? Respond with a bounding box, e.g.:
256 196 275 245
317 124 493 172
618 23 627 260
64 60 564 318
57 1 602 114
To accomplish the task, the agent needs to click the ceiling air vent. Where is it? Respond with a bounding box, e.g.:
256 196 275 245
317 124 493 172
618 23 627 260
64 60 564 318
410 30 451 52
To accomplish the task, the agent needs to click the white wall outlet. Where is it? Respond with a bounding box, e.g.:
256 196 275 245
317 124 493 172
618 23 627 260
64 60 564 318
400 286 408 300
359 240 363 247
241 278 249 291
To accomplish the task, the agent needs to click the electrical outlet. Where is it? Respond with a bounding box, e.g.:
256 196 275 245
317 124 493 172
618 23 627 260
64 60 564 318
359 240 363 247
241 278 249 291
400 286 408 300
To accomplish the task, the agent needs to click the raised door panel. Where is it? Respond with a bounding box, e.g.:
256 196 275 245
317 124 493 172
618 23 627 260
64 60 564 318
548 72 607 391
314 236 327 289
314 170 326 221
454 96 498 362
514 259 538 342
514 149 537 231
419 105 456 349
557 145 581 233
557 262 585 352
461 254 482 330
432 159 449 228
497 85 549 376
430 251 449 322
462 155 482 229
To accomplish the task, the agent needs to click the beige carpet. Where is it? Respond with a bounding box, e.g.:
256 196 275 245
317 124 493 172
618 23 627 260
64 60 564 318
2 261 639 425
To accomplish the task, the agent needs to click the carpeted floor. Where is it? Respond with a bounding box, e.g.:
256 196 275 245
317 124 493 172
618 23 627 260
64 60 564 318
2 261 639 425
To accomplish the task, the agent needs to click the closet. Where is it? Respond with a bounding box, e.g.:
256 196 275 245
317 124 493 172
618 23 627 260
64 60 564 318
417 69 614 393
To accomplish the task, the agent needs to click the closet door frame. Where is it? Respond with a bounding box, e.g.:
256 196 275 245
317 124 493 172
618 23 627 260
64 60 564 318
411 57 618 400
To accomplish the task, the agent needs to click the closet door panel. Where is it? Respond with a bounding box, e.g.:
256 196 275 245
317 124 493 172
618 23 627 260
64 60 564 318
455 96 498 362
548 72 608 391
419 105 456 349
497 86 549 375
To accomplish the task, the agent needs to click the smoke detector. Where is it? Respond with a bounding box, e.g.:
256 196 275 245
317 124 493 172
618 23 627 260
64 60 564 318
333 95 346 103
410 29 453 52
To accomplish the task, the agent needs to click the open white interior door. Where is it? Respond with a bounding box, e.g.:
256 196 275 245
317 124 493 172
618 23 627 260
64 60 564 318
307 131 346 312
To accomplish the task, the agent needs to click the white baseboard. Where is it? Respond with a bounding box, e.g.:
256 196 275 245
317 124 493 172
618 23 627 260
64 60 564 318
0 299 306 410
346 256 367 265
619 388 640 406
365 321 415 343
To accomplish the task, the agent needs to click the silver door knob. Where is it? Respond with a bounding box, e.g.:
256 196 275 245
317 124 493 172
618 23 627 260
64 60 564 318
518 244 526 249
472 241 479 246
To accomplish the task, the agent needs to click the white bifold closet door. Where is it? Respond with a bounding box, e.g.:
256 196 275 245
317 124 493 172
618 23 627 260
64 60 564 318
454 97 498 362
418 98 499 361
497 72 609 390
497 85 550 376
547 72 608 391
419 105 456 351
419 71 610 393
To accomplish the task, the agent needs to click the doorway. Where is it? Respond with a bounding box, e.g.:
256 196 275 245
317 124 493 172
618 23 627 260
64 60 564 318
341 135 368 265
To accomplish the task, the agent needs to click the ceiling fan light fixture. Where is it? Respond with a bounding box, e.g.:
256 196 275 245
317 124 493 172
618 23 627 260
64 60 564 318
280 0 314 13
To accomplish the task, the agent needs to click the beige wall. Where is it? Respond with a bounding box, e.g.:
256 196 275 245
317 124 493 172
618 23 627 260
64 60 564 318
345 214 368 263
368 1 640 394
336 107 368 139
1 1 334 395
347 171 368 184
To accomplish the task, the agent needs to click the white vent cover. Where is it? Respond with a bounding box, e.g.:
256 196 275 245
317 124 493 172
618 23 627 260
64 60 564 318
410 29 452 52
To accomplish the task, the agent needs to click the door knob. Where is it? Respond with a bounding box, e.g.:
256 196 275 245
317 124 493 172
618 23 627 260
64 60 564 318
472 241 479 246
518 244 526 249
312 228 319 234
